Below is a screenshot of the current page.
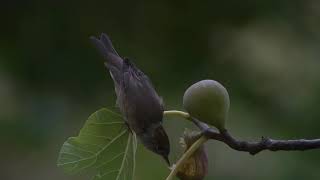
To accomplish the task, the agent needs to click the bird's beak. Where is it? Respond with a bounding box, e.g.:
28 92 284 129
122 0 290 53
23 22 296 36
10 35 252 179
163 155 170 166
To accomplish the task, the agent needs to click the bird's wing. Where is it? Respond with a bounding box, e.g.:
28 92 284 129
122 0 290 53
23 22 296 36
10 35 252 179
121 59 163 133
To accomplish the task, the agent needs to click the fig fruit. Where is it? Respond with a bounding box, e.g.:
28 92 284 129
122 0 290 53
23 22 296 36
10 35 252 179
183 80 230 130
177 130 208 180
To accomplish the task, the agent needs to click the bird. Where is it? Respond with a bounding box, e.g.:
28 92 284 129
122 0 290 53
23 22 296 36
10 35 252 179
90 33 170 165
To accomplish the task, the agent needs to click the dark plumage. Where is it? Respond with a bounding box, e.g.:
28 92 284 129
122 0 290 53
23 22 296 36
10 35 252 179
90 33 170 164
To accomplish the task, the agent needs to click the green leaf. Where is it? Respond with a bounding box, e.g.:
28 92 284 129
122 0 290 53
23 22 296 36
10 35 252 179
57 108 138 180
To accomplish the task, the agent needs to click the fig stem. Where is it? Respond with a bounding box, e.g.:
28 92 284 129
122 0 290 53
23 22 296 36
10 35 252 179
163 110 191 120
164 110 210 131
165 135 208 180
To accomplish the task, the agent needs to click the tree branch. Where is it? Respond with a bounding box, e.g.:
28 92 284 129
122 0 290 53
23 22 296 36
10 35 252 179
164 110 320 155
191 117 320 155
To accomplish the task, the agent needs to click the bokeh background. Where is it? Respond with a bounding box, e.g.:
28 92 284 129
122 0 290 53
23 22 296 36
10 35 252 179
1 0 320 179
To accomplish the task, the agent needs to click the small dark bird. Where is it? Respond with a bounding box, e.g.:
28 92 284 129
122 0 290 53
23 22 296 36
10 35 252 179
90 33 170 164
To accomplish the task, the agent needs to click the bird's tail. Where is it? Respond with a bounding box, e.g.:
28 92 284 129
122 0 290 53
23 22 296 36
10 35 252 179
90 33 123 84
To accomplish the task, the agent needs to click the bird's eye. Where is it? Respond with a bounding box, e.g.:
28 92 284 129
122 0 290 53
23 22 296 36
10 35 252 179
154 143 159 150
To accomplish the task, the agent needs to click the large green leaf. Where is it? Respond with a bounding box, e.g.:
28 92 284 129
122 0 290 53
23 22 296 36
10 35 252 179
57 108 138 180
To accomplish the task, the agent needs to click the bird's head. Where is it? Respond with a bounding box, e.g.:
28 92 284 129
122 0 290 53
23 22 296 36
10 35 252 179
140 125 170 165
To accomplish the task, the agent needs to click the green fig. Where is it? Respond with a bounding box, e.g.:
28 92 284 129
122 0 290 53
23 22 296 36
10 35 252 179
183 80 230 130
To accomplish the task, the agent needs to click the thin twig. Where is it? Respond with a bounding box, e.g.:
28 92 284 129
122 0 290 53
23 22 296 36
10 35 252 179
163 110 320 180
164 110 320 155
204 128 320 155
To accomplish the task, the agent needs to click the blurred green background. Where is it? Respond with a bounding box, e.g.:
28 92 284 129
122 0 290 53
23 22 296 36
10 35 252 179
1 0 320 179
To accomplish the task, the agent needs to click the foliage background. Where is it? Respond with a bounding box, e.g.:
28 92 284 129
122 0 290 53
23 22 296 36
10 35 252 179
1 0 320 179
